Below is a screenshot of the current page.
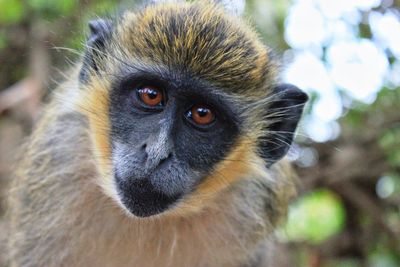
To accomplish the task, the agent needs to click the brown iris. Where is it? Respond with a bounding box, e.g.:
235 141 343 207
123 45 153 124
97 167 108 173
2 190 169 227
190 105 215 125
137 86 163 107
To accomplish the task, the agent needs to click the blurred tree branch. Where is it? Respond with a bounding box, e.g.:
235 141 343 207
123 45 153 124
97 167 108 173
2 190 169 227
0 19 51 120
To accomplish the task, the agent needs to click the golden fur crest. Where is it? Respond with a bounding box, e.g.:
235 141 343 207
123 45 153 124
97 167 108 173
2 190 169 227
105 1 277 95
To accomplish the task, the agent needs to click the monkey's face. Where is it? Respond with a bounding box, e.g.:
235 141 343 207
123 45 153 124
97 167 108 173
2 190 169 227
108 69 240 217
79 2 307 218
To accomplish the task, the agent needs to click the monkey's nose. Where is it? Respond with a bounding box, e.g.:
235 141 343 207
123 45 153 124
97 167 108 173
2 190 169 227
141 137 174 173
144 150 173 174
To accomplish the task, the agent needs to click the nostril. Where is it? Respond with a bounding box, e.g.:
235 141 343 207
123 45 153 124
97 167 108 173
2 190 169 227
158 153 173 167
139 143 148 163
141 143 147 151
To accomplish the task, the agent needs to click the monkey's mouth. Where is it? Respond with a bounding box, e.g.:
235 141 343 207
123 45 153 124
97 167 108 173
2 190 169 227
115 175 182 217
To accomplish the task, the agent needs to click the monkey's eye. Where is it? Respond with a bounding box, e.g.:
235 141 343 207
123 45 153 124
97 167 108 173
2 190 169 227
136 86 164 107
185 104 215 126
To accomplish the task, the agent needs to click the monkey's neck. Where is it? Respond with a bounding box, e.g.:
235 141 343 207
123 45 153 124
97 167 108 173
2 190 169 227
66 169 270 267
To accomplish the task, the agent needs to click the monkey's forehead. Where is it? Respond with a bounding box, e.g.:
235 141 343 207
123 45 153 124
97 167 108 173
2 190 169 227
113 2 276 95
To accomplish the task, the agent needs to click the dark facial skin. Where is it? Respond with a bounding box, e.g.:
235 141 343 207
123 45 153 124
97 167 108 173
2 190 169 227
108 66 240 217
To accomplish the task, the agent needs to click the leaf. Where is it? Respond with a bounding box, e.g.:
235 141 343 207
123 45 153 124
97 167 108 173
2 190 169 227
282 189 346 244
0 0 24 24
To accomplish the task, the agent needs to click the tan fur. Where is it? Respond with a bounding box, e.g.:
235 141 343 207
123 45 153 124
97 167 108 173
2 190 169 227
6 81 296 266
6 1 298 266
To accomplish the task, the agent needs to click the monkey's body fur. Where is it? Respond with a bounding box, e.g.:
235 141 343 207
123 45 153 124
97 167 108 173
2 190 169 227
6 1 306 266
8 83 295 266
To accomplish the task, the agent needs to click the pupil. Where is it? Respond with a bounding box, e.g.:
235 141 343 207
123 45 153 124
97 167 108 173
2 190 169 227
197 108 208 117
148 90 157 99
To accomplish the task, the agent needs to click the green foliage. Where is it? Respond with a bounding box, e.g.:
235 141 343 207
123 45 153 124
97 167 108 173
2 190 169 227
369 250 399 267
380 128 400 167
343 87 400 131
282 189 346 244
0 0 25 24
345 87 400 168
0 32 6 51
27 0 77 18
89 0 120 15
326 258 361 267
245 0 290 51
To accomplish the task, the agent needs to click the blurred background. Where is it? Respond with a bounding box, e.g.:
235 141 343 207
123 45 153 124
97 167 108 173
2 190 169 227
0 0 399 266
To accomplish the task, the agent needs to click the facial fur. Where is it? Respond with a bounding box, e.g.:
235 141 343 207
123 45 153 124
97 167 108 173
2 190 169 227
77 1 307 218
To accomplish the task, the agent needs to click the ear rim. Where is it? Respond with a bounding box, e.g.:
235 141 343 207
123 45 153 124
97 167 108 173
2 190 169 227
259 83 308 167
79 19 113 83
88 19 113 39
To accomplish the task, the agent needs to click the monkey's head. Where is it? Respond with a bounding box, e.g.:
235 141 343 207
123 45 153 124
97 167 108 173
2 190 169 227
77 1 308 218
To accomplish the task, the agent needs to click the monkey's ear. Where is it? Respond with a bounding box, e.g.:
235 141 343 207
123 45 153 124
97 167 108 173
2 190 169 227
259 84 308 167
80 19 113 82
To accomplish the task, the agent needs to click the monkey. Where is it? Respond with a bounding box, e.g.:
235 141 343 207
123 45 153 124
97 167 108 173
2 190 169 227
5 0 308 266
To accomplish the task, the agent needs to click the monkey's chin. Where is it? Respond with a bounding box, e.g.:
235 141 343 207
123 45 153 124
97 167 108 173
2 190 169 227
115 176 182 218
